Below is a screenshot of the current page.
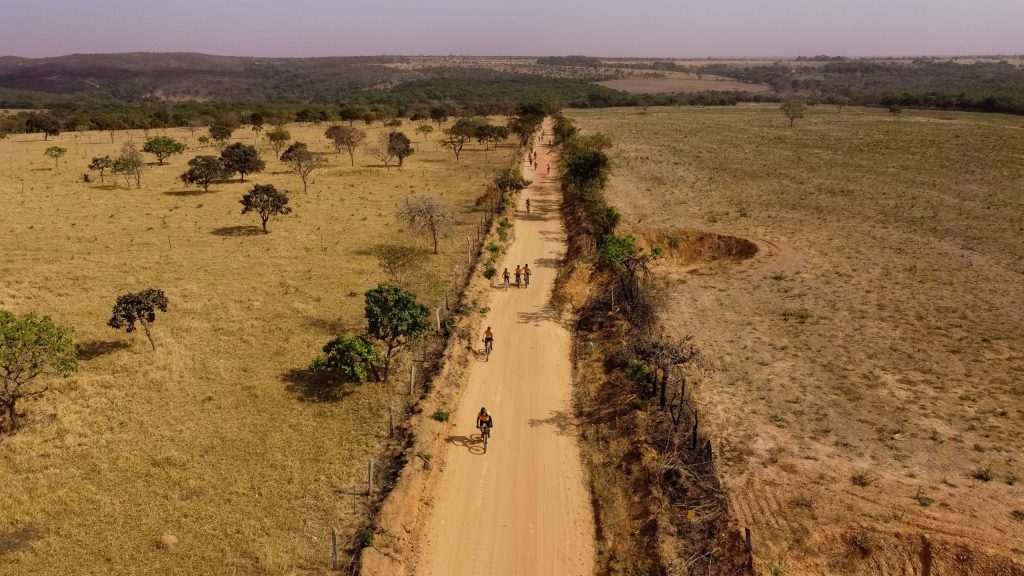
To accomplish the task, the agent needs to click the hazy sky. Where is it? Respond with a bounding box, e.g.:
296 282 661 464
2 0 1021 58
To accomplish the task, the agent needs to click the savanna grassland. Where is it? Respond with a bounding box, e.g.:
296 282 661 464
569 105 1024 574
0 121 513 574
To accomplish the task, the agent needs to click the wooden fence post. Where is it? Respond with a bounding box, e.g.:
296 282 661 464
409 364 415 395
436 308 441 332
331 528 338 570
388 405 394 438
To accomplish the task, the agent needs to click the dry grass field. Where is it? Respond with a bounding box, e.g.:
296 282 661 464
0 121 512 574
568 105 1024 574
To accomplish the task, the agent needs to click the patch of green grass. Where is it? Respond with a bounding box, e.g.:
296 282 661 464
432 408 450 422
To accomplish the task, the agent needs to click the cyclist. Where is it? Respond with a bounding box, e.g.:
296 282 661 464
502 268 511 290
514 265 522 288
483 326 494 353
477 407 494 438
523 264 531 288
526 198 531 213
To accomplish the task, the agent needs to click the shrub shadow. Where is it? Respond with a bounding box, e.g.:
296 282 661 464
164 189 213 197
76 339 132 360
211 225 263 237
282 368 354 403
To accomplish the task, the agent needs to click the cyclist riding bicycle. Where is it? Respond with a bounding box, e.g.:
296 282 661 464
483 327 494 353
523 264 531 287
514 265 522 288
477 407 494 437
502 268 511 289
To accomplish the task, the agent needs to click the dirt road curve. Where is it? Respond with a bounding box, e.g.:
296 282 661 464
418 121 596 575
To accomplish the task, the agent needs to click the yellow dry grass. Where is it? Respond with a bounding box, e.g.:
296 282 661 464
568 105 1024 574
0 121 513 574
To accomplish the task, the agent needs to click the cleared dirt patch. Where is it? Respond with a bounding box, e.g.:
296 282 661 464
638 228 758 267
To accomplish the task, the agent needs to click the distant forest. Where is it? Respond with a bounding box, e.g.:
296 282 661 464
1 53 1022 137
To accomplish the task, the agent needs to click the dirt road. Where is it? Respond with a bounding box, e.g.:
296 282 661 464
418 122 596 575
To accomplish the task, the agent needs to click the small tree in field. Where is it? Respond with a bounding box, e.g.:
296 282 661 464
637 93 655 114
112 142 145 189
398 195 454 255
494 166 531 198
209 123 234 149
374 244 423 287
889 104 904 118
309 334 381 384
364 283 430 384
280 142 327 192
89 155 113 182
240 184 291 233
142 136 185 165
780 97 806 127
387 131 414 167
180 155 227 192
108 289 169 351
416 124 434 142
266 128 291 157
220 143 265 182
324 124 365 166
441 118 479 161
0 311 77 432
249 112 265 140
44 146 66 169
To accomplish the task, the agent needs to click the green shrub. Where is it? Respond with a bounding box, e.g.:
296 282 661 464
359 527 375 548
433 408 450 422
484 263 497 279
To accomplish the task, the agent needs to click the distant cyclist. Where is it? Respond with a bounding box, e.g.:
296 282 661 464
477 407 494 439
523 264 531 288
482 327 494 359
502 268 511 290
514 265 522 288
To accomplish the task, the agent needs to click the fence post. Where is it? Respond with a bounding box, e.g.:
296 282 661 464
436 308 441 332
409 364 415 395
331 527 338 571
388 405 394 438
444 290 450 311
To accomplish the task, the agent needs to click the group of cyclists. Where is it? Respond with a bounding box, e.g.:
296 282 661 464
501 264 531 289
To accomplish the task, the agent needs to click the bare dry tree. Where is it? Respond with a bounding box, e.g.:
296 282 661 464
397 195 454 255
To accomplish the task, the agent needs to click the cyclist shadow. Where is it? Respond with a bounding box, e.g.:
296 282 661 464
470 346 492 362
447 434 486 455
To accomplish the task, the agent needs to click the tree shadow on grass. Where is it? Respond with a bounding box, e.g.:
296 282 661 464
164 189 213 197
211 225 263 237
76 339 132 361
282 368 355 403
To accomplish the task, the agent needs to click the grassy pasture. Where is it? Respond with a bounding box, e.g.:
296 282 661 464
569 105 1024 572
0 121 512 574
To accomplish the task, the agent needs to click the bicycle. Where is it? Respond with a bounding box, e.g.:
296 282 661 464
483 338 493 361
524 272 531 288
479 423 491 451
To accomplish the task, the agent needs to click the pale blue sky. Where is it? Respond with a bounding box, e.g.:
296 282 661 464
2 0 1021 58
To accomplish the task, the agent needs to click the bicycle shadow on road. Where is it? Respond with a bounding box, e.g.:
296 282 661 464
446 434 487 455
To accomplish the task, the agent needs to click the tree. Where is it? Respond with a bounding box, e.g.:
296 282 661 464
441 118 479 161
240 184 291 233
889 104 904 118
633 333 702 412
309 334 381 384
416 124 434 142
494 167 531 197
89 155 113 182
249 112 265 140
180 155 227 192
44 146 66 169
637 94 655 114
220 143 265 182
398 195 454 255
265 128 291 157
280 142 327 192
363 283 430 383
430 104 454 126
507 103 546 146
780 97 806 127
374 244 423 287
112 142 145 189
324 125 365 166
387 131 414 167
25 113 60 140
597 234 651 302
108 289 169 351
142 136 186 165
0 311 77 432
209 123 234 148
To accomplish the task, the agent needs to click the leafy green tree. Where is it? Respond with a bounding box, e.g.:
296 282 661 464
108 289 169 351
112 142 145 189
265 128 291 157
507 103 546 146
597 234 651 302
364 283 430 383
209 123 235 148
280 142 327 191
387 131 414 167
889 104 904 118
142 136 186 165
249 112 265 140
89 155 113 182
309 334 381 384
324 124 365 166
25 113 61 140
0 311 77 432
44 146 66 169
780 97 806 127
441 118 481 161
180 155 227 192
415 124 434 142
494 167 531 197
220 143 265 182
240 184 291 233
430 105 454 126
